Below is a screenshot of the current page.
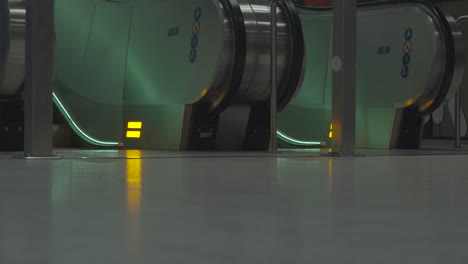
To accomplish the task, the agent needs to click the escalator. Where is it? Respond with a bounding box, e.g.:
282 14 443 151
53 0 305 150
0 0 464 151
279 0 464 149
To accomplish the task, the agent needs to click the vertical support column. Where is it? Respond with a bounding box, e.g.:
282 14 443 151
455 91 462 149
24 0 55 157
330 0 357 156
270 0 278 153
454 15 467 149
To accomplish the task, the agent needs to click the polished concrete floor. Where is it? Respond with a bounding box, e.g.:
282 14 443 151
1 150 468 264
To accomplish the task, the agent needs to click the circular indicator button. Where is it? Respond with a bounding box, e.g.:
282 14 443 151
403 41 412 54
194 7 202 21
401 66 410 78
192 21 201 35
405 28 413 41
332 56 343 72
189 49 198 63
191 35 199 49
402 53 411 65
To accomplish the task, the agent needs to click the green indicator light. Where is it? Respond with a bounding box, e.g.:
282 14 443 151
277 131 323 147
53 93 120 147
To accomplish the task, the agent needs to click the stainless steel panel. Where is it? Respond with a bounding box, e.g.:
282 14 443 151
234 0 294 103
198 0 236 110
445 15 465 104
0 0 26 97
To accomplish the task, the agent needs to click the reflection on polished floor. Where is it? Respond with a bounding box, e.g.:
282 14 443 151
1 150 468 264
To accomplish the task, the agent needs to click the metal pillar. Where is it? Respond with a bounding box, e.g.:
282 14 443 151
455 92 462 148
330 0 357 156
454 15 468 149
24 0 55 157
270 0 278 153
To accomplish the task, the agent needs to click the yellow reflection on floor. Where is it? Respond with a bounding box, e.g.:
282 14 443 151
126 150 142 255
328 159 333 194
127 150 142 213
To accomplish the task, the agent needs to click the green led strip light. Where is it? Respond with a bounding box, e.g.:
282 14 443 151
53 93 120 147
277 131 323 147
54 92 318 148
